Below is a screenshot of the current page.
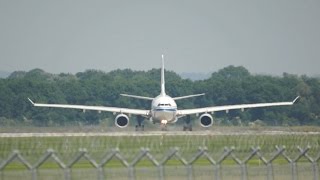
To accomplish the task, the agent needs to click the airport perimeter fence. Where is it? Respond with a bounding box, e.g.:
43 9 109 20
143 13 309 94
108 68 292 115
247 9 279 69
0 146 319 180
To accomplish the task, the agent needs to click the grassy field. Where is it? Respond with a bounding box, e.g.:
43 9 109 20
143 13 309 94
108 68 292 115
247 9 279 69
1 129 320 166
0 126 319 179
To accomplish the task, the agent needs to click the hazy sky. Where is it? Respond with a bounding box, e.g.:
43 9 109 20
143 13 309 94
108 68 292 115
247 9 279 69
0 0 319 75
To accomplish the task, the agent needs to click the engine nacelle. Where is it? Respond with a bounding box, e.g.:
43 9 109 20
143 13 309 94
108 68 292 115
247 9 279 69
199 113 213 127
115 114 129 128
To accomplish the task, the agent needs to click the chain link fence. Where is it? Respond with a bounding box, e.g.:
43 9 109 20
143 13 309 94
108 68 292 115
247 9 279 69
0 146 319 180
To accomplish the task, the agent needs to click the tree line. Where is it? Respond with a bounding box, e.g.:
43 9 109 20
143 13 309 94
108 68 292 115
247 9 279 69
0 66 319 126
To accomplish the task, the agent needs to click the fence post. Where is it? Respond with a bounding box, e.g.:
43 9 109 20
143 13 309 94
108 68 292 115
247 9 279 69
31 149 58 180
293 146 310 180
214 147 234 180
172 148 188 179
128 148 152 180
187 165 193 180
159 147 180 180
64 168 71 180
198 147 216 180
312 162 319 180
187 147 208 180
158 165 164 180
66 148 88 180
214 164 221 180
31 169 37 180
99 148 130 180
240 164 248 180
230 149 243 180
266 163 273 180
128 166 135 180
97 167 104 180
265 146 286 180
291 162 298 180
297 146 319 180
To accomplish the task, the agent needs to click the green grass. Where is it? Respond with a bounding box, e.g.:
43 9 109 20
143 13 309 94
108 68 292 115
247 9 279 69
1 127 319 180
1 133 320 170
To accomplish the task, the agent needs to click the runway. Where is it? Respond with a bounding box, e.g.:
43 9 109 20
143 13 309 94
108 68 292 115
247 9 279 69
1 130 320 137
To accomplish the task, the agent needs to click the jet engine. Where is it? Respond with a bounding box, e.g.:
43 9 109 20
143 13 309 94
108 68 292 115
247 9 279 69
199 113 213 127
115 114 129 128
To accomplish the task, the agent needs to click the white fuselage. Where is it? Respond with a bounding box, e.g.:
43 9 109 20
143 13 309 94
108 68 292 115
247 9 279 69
151 94 177 124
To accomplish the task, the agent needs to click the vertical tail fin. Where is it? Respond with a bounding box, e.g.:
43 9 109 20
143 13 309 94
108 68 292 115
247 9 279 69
161 55 166 96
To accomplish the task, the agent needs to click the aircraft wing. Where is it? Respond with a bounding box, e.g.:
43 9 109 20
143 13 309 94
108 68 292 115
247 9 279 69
177 96 300 116
28 98 150 116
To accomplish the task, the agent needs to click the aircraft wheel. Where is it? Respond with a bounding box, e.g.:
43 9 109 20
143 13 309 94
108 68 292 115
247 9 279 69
135 125 144 131
183 124 192 131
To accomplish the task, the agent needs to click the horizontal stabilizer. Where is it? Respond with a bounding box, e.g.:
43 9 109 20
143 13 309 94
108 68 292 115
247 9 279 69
120 94 154 100
173 93 205 100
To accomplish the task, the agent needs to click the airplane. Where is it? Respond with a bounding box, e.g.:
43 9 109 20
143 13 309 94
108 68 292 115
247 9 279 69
28 55 299 131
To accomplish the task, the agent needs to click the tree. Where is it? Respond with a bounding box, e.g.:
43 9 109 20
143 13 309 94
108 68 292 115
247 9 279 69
0 66 319 126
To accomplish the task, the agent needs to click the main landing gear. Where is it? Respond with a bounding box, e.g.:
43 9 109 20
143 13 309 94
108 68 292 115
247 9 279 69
135 116 144 131
183 115 192 131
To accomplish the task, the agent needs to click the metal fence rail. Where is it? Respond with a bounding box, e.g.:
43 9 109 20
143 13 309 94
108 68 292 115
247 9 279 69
0 146 319 180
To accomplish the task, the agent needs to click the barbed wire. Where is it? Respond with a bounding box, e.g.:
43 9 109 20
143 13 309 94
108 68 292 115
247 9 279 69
0 146 319 180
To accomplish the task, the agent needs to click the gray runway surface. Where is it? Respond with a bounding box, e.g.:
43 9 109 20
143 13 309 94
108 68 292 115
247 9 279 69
1 130 320 137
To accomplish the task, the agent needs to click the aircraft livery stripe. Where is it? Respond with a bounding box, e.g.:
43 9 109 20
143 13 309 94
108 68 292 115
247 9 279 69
153 108 177 112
